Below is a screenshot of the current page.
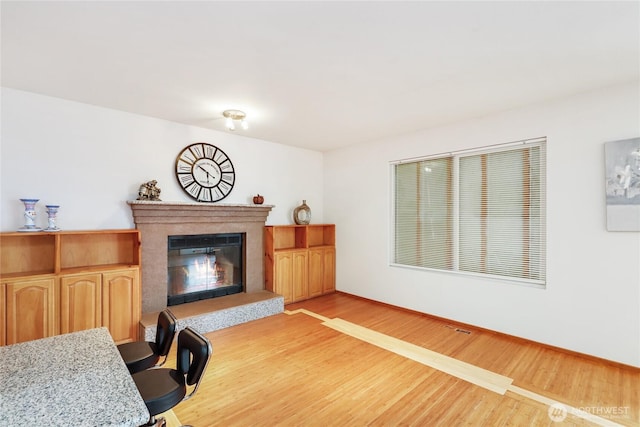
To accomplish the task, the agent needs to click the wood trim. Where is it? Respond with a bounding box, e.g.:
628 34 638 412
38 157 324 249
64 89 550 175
0 283 5 346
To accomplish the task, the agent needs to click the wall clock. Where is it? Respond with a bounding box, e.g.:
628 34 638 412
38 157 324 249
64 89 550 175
175 142 235 202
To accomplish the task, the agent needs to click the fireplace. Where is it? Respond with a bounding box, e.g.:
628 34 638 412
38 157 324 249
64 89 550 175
128 201 273 313
167 232 244 305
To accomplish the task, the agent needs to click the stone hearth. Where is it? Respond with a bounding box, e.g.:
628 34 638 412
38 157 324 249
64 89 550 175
140 290 283 340
128 201 273 314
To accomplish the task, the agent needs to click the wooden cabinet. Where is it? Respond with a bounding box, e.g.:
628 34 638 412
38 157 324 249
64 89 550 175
0 283 4 346
102 268 140 344
291 251 309 302
322 247 336 294
265 224 335 304
309 247 335 298
60 273 102 335
273 252 294 304
0 230 141 345
5 278 56 345
308 248 324 298
272 250 308 304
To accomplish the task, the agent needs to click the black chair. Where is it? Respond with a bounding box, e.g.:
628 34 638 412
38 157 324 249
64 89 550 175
132 327 212 427
118 309 178 374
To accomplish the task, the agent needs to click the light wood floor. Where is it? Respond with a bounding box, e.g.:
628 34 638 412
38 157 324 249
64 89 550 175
166 293 639 427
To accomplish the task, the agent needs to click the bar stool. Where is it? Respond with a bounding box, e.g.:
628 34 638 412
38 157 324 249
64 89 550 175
118 309 178 374
132 327 212 427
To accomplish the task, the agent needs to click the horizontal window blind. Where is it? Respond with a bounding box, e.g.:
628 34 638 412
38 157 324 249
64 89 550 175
392 138 546 284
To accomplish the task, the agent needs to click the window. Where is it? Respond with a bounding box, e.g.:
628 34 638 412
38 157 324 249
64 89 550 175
392 138 546 285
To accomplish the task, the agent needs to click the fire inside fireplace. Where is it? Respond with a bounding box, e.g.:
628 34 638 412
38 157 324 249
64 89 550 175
167 233 244 306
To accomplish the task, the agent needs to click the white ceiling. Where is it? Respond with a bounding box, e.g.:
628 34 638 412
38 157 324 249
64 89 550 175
2 1 638 152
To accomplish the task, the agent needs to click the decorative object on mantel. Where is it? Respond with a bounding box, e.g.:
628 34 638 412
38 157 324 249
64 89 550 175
252 194 264 205
175 143 235 203
137 180 162 201
293 200 311 225
223 109 249 131
44 204 61 231
605 137 640 231
18 198 42 232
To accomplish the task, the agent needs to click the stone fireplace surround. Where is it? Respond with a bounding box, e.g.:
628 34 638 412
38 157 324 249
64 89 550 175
128 201 273 314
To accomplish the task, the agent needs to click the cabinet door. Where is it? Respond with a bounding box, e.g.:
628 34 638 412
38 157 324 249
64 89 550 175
308 248 336 296
322 248 336 294
5 278 56 344
60 273 102 334
274 252 294 304
0 283 5 346
308 248 324 298
291 251 308 302
102 269 140 344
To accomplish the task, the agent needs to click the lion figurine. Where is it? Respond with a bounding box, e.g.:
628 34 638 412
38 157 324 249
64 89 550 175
137 180 161 201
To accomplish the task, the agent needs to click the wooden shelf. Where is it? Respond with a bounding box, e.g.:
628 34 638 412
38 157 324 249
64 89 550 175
308 224 335 247
0 229 142 345
0 229 140 278
0 271 56 280
60 263 140 276
264 224 335 304
60 231 140 270
0 233 57 276
267 224 335 250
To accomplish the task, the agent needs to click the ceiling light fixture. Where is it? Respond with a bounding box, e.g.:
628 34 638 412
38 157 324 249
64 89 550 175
223 109 249 131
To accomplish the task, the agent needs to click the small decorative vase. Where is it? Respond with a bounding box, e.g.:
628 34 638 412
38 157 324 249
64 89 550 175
18 198 42 232
44 205 61 231
293 200 311 225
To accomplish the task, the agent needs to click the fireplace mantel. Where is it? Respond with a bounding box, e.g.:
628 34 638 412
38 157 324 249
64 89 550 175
128 200 273 313
128 200 274 223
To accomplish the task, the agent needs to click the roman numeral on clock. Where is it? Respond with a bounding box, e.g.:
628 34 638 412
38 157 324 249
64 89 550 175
186 182 202 198
198 188 213 202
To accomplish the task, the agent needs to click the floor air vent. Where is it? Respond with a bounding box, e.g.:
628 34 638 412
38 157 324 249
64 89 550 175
445 325 472 334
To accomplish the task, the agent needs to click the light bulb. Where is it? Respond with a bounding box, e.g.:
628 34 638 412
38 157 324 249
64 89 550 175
241 119 249 130
225 117 235 131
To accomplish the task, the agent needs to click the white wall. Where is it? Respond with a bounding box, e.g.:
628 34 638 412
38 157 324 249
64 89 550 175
0 88 323 230
324 82 640 367
2 84 639 367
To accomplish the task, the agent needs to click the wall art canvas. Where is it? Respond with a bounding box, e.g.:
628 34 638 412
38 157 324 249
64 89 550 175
605 137 640 231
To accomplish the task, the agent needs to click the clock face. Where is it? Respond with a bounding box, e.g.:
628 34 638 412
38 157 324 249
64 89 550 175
175 143 235 202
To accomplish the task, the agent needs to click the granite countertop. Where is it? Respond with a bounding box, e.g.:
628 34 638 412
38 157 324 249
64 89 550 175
0 327 149 427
